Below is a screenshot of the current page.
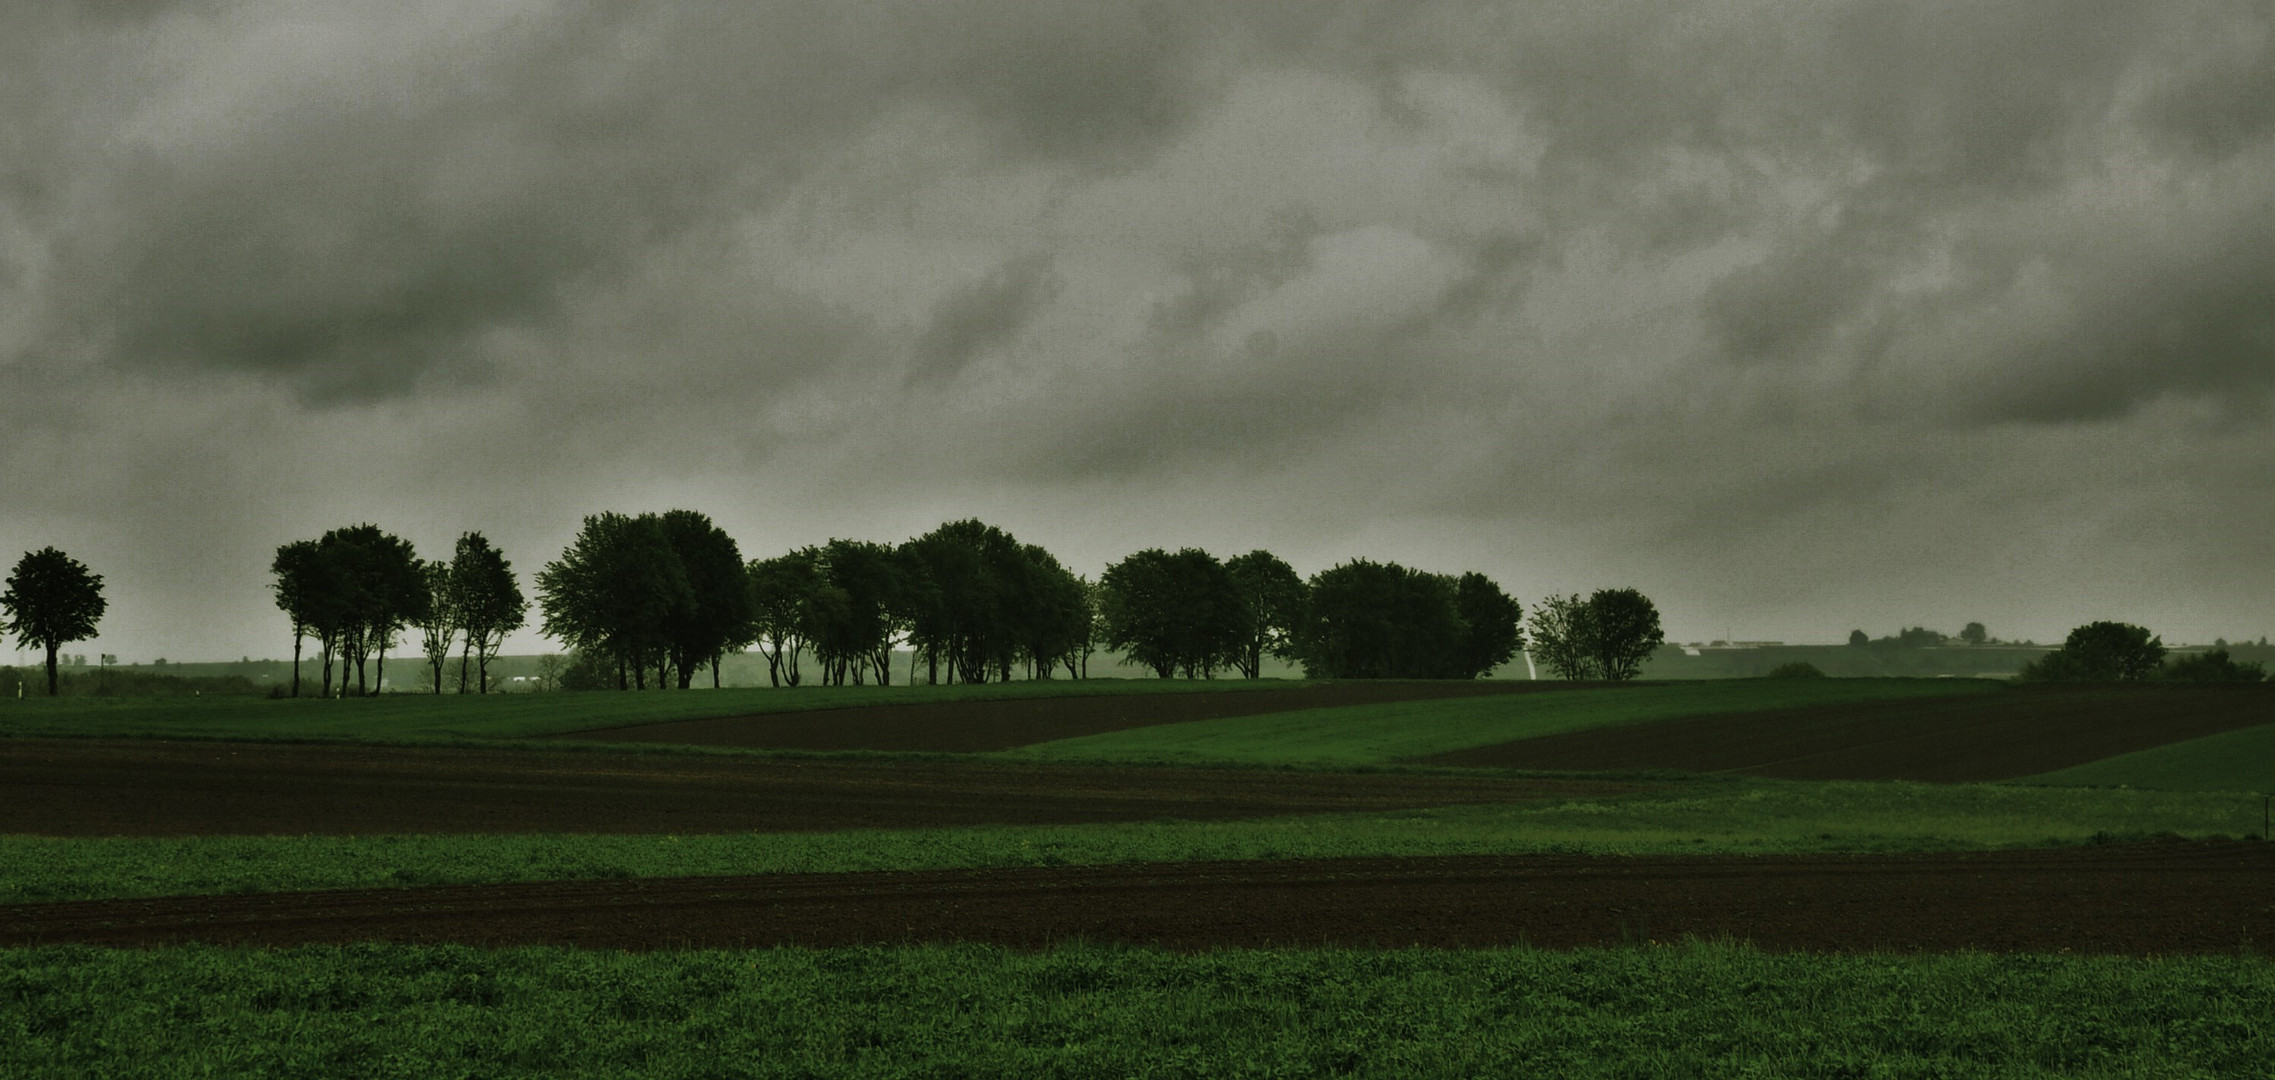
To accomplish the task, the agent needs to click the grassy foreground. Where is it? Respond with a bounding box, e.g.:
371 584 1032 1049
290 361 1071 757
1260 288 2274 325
6 943 2269 1078
1008 678 1999 766
7 778 2261 905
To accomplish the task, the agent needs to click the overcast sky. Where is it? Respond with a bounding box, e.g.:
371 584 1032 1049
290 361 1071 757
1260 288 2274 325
5 0 2273 665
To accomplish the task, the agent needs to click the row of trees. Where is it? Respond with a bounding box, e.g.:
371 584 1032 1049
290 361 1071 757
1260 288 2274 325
269 527 526 697
530 513 1648 688
1846 623 1994 648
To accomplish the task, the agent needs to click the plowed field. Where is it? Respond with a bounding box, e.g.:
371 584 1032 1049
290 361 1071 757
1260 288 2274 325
0 738 1622 837
550 680 1618 752
6 842 2266 954
1426 683 2275 780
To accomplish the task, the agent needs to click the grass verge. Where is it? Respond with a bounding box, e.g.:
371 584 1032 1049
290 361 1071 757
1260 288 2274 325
4 943 2269 1078
6 777 2261 904
1006 678 2000 766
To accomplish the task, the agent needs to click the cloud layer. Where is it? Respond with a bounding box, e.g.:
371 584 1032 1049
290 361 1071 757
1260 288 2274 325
3 0 2272 661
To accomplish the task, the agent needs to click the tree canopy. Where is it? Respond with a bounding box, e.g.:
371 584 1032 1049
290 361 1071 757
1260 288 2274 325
3 547 107 696
2017 621 2167 682
1101 548 1246 679
1524 587 1664 681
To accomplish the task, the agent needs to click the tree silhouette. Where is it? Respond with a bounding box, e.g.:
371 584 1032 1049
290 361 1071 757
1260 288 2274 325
1288 559 1467 679
1102 548 1245 678
3 547 106 696
1452 572 1524 679
1225 550 1305 679
451 532 526 694
538 513 689 690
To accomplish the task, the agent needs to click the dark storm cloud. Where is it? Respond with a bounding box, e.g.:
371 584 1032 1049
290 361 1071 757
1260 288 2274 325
909 254 1058 386
7 0 2275 660
12 1 1259 403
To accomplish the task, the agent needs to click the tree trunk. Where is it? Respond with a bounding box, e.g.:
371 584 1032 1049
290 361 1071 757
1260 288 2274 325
458 638 473 694
711 656 721 689
44 641 59 696
291 633 304 698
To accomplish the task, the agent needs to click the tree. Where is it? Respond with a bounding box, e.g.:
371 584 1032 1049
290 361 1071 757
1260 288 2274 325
654 512 748 689
323 525 424 697
269 539 331 698
1012 544 1089 681
1224 550 1305 679
1288 559 1467 679
747 549 823 687
2160 648 2266 683
899 520 1035 684
3 547 107 697
451 532 526 694
537 513 689 690
1585 588 1665 681
1847 629 1869 647
1101 548 1246 678
1452 572 1524 679
1897 626 1947 649
415 559 458 695
534 653 566 692
1525 593 1597 680
1526 588 1665 681
1959 622 1988 646
2017 621 2166 682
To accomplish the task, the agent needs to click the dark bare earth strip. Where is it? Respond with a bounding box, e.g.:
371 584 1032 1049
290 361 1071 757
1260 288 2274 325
1425 683 2275 780
5 843 2268 954
549 680 1624 752
0 738 1626 837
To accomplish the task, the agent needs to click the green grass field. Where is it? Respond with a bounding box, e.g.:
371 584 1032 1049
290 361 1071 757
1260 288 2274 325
7 776 2258 905
0 677 1295 744
1007 678 1998 766
8 676 2273 1077
2024 723 2275 794
6 943 2268 1078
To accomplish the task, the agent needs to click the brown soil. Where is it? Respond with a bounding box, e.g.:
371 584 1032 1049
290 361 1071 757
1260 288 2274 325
0 738 1626 837
6 842 2268 954
1425 683 2275 780
549 680 1621 752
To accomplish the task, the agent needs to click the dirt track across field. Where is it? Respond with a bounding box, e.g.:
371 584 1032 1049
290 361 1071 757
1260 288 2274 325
6 842 2268 954
1426 683 2275 780
0 738 1627 837
549 680 1621 752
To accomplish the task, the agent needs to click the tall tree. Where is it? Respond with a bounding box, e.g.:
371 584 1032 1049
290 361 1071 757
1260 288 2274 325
657 511 750 689
1452 572 1524 679
1224 550 1305 679
1014 544 1090 681
901 520 1028 684
2 547 107 697
269 539 326 698
537 513 689 690
1583 587 1664 681
415 559 458 695
1526 593 1594 679
2018 621 2167 682
318 525 423 697
747 548 822 687
1288 559 1466 679
1101 548 1246 679
451 532 526 694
